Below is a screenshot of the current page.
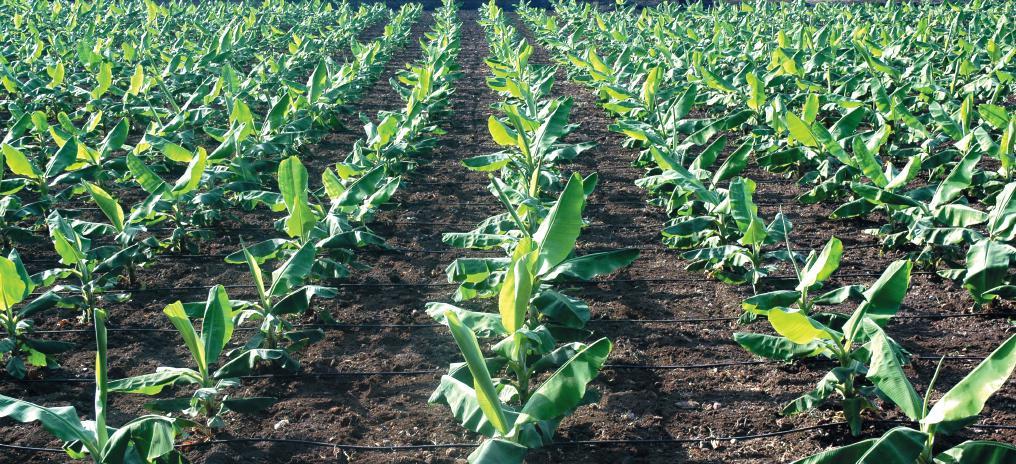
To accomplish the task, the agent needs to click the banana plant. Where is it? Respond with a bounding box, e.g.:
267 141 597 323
467 98 594 200
443 174 637 309
739 236 845 322
660 176 793 286
46 211 132 322
0 249 73 379
232 240 333 354
792 333 1016 464
734 260 914 435
938 181 1016 306
233 156 388 279
82 182 151 286
110 285 283 431
429 176 613 464
0 135 80 211
124 146 208 252
0 307 191 463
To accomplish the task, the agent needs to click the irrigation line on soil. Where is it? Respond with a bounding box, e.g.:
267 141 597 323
10 355 988 385
24 270 945 296
31 311 1016 335
3 421 1013 455
18 241 887 265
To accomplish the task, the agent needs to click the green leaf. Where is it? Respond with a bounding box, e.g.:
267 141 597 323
987 182 1016 241
798 237 843 290
866 324 922 421
698 65 737 93
712 139 753 185
786 112 819 148
170 147 206 195
853 260 912 328
936 440 1016 464
84 182 125 232
201 285 233 364
768 308 834 344
963 240 1015 305
791 438 876 464
515 337 611 425
126 153 168 195
99 415 186 464
488 116 518 146
160 143 193 163
269 242 316 297
853 137 888 188
2 144 41 179
467 438 527 464
426 303 507 338
108 368 199 395
213 349 297 378
854 427 928 464
734 332 820 361
0 396 96 457
278 156 315 240
533 174 585 275
922 334 1016 432
0 256 27 311
745 71 766 111
541 249 639 281
499 248 535 334
931 151 982 209
444 310 510 436
127 64 144 96
307 59 328 105
728 177 761 234
163 302 205 373
45 137 78 179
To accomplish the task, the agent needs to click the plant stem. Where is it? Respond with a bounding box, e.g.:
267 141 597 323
94 308 109 451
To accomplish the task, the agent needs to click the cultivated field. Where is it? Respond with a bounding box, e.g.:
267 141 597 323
0 1 1014 463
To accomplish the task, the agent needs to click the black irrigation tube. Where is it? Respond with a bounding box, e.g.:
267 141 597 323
29 310 1016 336
25 270 946 297
4 420 1013 455
8 355 993 385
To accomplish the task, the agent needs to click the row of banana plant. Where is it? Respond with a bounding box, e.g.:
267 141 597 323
525 0 1016 306
425 2 636 463
519 1 1016 462
0 2 464 463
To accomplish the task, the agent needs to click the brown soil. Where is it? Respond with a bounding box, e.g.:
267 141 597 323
2 10 1014 464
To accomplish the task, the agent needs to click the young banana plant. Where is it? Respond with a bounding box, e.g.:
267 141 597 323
661 176 793 286
0 129 81 211
468 98 594 200
82 182 149 286
429 174 615 464
739 236 844 322
124 146 208 252
109 285 282 431
232 240 333 355
0 249 73 378
0 307 191 463
734 260 914 435
46 211 131 322
792 333 1016 464
443 173 637 308
235 156 388 280
939 182 1016 307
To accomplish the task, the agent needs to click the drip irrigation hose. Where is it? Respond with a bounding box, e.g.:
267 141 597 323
23 270 945 296
3 421 1013 455
8 355 990 385
30 311 1016 336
